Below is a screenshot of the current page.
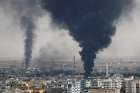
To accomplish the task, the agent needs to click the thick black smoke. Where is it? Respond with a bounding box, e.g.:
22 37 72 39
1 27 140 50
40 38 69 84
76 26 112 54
41 0 132 77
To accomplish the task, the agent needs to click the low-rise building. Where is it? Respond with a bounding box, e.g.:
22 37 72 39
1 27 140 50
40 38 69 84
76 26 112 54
88 88 117 93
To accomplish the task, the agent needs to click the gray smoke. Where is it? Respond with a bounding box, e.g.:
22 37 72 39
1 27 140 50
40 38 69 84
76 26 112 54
0 0 43 68
14 0 42 69
21 16 35 69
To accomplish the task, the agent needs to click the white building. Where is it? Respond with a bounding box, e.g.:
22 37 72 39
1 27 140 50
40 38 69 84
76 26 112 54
67 79 92 93
124 80 140 93
98 78 122 89
71 81 81 93
67 79 81 93
95 78 122 93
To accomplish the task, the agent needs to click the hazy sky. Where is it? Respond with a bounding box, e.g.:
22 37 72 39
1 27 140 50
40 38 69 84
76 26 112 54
98 0 140 58
0 0 139 62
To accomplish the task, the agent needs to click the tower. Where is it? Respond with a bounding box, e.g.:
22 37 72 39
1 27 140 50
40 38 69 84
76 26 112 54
73 56 76 70
106 63 109 78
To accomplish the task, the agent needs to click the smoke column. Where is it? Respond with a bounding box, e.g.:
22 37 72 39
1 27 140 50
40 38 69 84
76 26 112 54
8 0 42 69
17 0 42 69
41 0 132 77
18 0 42 69
21 16 35 69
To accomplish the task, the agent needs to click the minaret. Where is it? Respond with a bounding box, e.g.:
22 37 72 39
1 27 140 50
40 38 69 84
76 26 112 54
106 63 109 78
73 56 76 70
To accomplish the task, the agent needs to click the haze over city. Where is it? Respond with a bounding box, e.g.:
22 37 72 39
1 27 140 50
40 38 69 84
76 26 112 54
0 0 139 63
0 0 140 93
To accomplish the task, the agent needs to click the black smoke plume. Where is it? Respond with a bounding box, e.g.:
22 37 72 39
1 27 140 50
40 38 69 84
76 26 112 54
41 0 132 77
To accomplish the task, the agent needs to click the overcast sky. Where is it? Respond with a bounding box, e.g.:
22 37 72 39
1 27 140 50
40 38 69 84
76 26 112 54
98 0 140 58
0 0 140 62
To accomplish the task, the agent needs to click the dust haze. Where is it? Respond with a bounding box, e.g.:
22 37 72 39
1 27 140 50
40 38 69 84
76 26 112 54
0 0 139 67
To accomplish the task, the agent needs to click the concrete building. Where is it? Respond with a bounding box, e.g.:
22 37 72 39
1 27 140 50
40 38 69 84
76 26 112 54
88 88 117 93
67 80 81 93
97 78 122 90
67 79 92 93
71 81 81 93
124 80 140 93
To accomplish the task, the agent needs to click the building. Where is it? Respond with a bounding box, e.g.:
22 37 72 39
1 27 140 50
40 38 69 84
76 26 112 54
97 78 122 89
124 80 140 93
71 81 81 93
88 88 117 93
46 88 64 93
67 80 81 93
